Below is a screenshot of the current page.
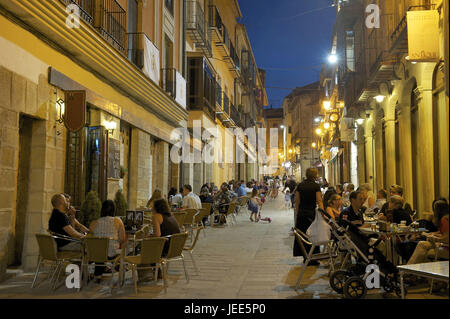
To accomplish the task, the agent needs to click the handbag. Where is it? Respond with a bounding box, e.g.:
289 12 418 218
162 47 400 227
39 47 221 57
307 208 331 244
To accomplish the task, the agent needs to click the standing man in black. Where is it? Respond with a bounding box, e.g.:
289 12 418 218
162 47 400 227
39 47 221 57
293 168 324 265
283 175 297 208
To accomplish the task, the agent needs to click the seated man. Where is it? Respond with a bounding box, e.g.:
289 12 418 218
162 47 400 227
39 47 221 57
63 193 89 234
48 194 86 251
380 184 413 216
181 184 202 209
338 191 365 227
378 195 412 225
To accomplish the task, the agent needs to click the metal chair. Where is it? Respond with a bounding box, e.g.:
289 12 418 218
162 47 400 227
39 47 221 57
173 212 186 230
83 236 120 293
123 237 168 294
225 203 238 226
32 234 83 290
293 228 336 291
162 232 190 283
193 208 210 237
237 196 250 215
183 226 204 274
181 209 198 241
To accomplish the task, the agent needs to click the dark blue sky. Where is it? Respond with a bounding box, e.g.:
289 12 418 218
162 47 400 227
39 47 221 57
238 0 336 108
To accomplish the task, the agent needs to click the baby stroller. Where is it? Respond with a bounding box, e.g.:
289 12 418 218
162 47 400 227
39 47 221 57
320 210 404 299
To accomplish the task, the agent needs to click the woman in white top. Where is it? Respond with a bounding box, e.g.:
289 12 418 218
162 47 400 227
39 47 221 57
89 200 126 280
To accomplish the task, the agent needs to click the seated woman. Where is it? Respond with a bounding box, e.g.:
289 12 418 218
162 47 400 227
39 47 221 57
326 193 342 219
89 200 126 281
152 199 181 256
214 184 233 223
378 195 412 225
147 189 162 210
407 200 449 265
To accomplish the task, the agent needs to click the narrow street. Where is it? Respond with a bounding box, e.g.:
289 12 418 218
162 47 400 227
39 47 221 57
0 194 446 299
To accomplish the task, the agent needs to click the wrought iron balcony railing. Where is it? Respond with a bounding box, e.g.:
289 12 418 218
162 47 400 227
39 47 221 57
161 68 177 99
223 93 230 116
60 0 94 25
216 82 222 108
97 0 127 53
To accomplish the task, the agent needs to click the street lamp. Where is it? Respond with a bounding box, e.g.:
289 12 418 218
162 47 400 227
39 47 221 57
356 118 365 125
328 54 338 64
315 128 323 135
323 100 331 111
374 95 385 103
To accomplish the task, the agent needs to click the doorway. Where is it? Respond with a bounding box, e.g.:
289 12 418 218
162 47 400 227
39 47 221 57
10 116 33 267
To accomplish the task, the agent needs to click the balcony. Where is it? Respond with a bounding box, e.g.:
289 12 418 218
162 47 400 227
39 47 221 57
186 0 212 57
390 3 436 55
230 103 241 128
187 57 216 120
215 82 222 109
97 0 127 53
227 43 240 76
60 0 95 25
209 6 224 42
161 68 177 99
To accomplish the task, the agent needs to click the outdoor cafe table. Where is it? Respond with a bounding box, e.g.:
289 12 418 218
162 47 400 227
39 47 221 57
397 261 449 299
359 225 429 266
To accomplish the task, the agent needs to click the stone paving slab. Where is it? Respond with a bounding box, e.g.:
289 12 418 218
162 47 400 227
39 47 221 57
0 195 447 299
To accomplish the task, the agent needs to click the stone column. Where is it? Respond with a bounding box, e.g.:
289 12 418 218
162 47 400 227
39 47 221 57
154 141 169 196
384 119 397 191
129 128 152 209
193 163 203 193
416 84 435 213
364 130 374 190
182 162 194 187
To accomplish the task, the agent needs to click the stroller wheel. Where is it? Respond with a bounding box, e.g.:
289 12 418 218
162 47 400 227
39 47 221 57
330 270 351 294
343 276 367 299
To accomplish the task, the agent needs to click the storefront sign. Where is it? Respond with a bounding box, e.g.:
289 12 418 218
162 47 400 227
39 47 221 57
407 10 440 61
143 35 160 84
64 90 86 132
175 71 186 109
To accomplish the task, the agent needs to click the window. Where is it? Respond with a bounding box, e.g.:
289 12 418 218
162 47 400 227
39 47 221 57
165 0 174 16
345 30 355 71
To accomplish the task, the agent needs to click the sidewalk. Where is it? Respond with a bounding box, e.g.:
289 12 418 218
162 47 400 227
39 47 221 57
0 195 446 299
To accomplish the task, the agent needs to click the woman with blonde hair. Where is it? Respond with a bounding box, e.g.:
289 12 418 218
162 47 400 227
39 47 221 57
147 189 162 209
359 183 375 210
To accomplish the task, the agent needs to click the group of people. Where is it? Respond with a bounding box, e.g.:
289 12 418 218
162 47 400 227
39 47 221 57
48 192 182 282
291 167 449 277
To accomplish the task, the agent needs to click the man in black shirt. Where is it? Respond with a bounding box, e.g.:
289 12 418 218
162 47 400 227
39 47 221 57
48 194 85 251
339 191 365 227
283 176 297 208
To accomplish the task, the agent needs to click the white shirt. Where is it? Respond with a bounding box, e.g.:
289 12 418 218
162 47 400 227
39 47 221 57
170 193 183 206
182 192 202 209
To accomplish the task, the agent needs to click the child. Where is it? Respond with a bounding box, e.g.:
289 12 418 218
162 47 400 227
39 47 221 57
284 189 291 209
248 189 262 222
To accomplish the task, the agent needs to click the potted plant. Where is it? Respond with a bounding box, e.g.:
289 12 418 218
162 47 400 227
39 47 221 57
80 190 101 227
114 189 128 217
119 166 128 179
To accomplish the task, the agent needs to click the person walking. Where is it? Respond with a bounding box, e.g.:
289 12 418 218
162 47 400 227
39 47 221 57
293 168 324 265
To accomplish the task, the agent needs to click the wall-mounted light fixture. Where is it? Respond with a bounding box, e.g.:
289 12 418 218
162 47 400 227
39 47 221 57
356 118 365 125
104 120 117 135
56 98 65 124
323 101 331 111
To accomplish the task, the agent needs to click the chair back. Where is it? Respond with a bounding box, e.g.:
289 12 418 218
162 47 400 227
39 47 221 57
226 203 237 215
238 196 250 206
165 232 189 259
140 237 168 264
182 209 198 226
194 209 209 224
142 224 151 237
35 234 58 261
173 212 186 227
185 226 204 251
85 237 109 263
134 229 145 241
201 202 212 213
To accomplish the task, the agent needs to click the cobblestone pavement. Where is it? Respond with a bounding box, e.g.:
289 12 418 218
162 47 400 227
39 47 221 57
0 195 447 299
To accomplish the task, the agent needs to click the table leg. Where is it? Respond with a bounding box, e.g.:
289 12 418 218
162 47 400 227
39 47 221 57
400 272 405 299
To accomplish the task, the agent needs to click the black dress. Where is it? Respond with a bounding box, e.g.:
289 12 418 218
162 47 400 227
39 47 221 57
160 213 181 256
293 180 321 258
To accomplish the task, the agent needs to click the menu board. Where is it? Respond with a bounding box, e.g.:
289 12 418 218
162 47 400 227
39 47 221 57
107 137 120 179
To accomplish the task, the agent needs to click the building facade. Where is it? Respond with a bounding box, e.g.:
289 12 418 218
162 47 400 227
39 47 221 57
282 82 321 181
316 0 449 215
0 0 266 280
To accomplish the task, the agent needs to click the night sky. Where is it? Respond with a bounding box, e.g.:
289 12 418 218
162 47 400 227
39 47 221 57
238 0 337 108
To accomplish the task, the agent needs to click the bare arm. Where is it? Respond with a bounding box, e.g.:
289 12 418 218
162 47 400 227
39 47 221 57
115 218 127 244
73 218 89 233
62 225 85 239
152 213 162 237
